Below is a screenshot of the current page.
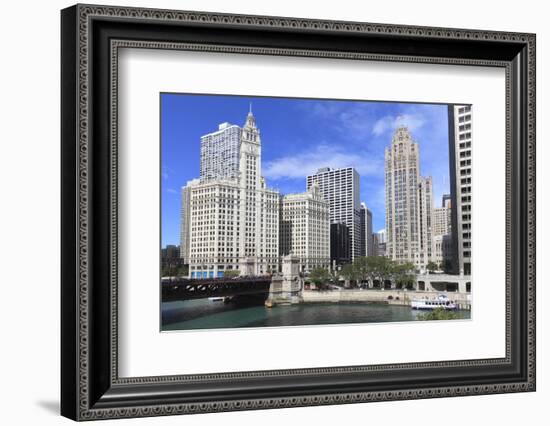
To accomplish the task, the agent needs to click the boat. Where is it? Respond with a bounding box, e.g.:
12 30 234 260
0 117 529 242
411 294 457 310
208 297 224 302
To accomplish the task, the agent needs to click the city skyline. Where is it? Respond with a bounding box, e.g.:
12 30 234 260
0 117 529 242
161 94 450 246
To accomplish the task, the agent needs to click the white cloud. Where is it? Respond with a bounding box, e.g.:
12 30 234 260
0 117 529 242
372 113 426 136
263 144 382 180
165 188 178 194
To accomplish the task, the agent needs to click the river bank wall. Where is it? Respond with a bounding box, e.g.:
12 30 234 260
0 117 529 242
301 289 471 310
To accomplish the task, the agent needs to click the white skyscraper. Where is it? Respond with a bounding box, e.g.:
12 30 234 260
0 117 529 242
200 122 242 181
280 183 330 272
188 109 280 278
307 167 361 261
449 104 472 275
385 126 433 269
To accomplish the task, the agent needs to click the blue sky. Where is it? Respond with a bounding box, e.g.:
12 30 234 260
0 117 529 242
161 94 450 246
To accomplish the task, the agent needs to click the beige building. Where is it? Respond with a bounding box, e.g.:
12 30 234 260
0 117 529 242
432 205 452 237
188 110 280 279
280 183 331 273
179 178 200 263
431 204 453 265
385 126 433 270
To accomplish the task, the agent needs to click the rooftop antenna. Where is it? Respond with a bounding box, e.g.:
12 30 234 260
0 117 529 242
249 101 252 114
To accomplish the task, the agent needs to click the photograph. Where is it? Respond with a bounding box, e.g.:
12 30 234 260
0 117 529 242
160 94 473 331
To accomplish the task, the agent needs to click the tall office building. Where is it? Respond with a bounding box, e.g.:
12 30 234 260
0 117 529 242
180 178 200 263
448 104 472 275
307 167 361 261
359 203 374 257
188 110 280 278
418 176 434 265
280 183 330 272
442 193 452 208
432 205 452 238
432 195 454 266
200 122 242 181
330 223 351 266
385 126 432 269
375 229 387 257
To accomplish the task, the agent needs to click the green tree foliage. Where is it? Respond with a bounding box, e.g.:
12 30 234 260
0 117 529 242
340 263 358 283
426 261 438 274
393 262 416 289
223 270 240 278
309 267 331 290
417 307 460 321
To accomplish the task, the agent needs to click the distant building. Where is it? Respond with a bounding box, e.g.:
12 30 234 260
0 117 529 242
200 122 242 181
375 229 387 257
330 223 351 266
307 167 361 260
418 176 434 265
162 245 182 270
180 178 200 263
162 245 180 259
280 183 331 272
359 203 374 257
442 193 451 208
432 206 452 237
448 104 472 275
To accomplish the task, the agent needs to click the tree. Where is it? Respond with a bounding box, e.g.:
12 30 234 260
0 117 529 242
309 267 331 290
340 263 358 286
223 270 240 278
426 261 438 274
417 307 460 321
353 256 370 286
393 262 416 289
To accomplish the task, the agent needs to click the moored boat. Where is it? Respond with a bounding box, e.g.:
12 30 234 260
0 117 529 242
411 294 457 310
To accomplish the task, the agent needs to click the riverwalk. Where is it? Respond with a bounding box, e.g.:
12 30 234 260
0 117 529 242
302 289 471 310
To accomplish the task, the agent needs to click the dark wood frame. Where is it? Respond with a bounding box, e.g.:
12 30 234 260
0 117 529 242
61 3 536 421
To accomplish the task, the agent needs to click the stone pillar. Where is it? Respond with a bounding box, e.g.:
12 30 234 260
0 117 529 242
267 255 302 306
239 257 255 276
458 280 467 293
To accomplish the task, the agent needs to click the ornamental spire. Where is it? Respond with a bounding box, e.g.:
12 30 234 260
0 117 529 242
244 103 257 129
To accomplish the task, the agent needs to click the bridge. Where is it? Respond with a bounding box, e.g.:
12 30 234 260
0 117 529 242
162 276 272 301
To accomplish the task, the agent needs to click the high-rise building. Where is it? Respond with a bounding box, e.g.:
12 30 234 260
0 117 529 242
377 229 387 244
330 223 351 266
385 126 432 269
442 193 451 208
432 206 452 238
307 167 361 260
418 176 434 265
180 178 199 263
200 122 242 181
359 203 374 257
448 104 472 275
188 110 280 278
280 183 330 272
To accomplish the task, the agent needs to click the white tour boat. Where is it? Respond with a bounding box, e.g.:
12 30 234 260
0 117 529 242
411 294 457 310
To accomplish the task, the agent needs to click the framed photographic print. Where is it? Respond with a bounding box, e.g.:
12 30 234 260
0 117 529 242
61 3 536 421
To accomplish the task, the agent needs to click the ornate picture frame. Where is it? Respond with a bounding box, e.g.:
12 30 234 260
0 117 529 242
61 4 536 420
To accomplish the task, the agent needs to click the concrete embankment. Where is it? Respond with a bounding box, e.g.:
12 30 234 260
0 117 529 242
301 289 471 310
